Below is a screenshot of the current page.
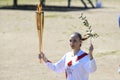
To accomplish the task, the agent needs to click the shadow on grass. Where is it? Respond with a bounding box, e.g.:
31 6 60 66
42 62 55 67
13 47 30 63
0 5 97 12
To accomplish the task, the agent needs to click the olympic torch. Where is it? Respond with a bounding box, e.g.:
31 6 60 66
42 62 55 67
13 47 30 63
36 4 44 63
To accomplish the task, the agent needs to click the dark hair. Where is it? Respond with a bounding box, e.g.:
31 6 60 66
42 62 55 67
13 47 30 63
72 32 89 41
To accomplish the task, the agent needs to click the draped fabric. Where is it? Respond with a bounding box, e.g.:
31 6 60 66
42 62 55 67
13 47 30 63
45 50 97 80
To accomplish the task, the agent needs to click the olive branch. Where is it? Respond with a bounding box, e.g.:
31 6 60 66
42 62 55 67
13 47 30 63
79 13 99 39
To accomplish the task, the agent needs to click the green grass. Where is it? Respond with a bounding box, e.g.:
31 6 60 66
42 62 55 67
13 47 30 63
0 0 70 6
105 0 120 2
1 0 120 7
0 0 39 7
0 0 120 8
0 0 12 6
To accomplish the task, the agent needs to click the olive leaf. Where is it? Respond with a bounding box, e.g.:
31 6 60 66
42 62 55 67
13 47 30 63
79 13 99 39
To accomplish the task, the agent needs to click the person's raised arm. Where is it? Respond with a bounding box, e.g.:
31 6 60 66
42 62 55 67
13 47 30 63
89 44 94 60
84 44 97 73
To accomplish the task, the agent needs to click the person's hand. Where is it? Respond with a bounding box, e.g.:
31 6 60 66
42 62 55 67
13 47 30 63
89 44 94 60
38 52 47 63
89 44 94 54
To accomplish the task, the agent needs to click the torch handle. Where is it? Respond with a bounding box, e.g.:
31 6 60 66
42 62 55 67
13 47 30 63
36 3 44 63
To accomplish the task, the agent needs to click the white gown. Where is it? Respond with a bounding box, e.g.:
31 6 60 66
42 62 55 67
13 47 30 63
45 50 97 80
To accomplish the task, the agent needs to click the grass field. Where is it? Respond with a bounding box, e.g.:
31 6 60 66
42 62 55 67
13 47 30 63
0 0 120 80
0 0 120 8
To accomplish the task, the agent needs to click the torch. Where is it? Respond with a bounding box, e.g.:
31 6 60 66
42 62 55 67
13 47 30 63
36 4 44 63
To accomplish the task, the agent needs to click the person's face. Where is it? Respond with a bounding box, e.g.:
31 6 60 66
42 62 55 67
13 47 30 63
69 34 82 49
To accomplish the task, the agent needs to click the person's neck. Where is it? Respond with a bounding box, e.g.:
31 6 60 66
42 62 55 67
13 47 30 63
73 48 80 56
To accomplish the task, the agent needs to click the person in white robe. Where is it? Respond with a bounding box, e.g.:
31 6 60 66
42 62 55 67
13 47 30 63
39 32 97 80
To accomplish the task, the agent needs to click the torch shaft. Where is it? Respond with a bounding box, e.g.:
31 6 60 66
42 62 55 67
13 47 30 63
36 4 44 63
36 12 44 52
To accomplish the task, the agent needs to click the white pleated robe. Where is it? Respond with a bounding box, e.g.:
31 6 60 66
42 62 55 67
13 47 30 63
45 50 97 80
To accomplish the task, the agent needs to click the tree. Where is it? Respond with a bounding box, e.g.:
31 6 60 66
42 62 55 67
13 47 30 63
13 0 17 7
40 0 45 6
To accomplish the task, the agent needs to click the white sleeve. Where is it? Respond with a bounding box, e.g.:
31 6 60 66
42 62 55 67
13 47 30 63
45 55 66 73
84 59 97 73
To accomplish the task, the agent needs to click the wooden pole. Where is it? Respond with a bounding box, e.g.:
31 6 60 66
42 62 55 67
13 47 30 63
36 4 44 63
